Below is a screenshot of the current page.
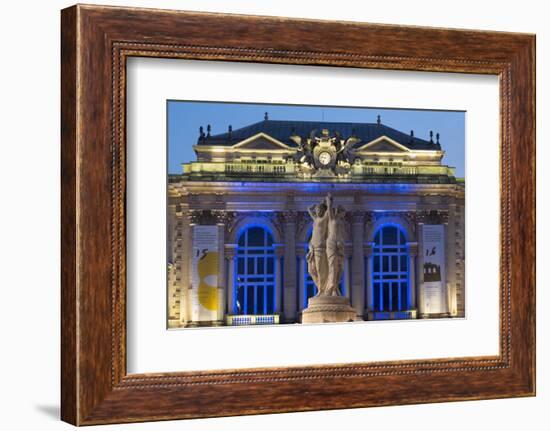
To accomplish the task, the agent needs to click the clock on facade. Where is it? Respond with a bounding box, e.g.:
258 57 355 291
318 151 332 166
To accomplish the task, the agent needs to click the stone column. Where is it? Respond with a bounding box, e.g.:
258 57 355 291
351 212 365 318
224 244 237 315
216 220 226 322
296 246 306 313
441 222 450 316
180 210 192 325
343 243 353 300
417 222 426 317
455 204 466 317
364 242 374 318
274 245 284 315
166 203 179 327
446 203 458 316
406 242 418 311
281 211 297 323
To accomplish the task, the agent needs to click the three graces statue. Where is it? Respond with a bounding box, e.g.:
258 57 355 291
306 193 346 297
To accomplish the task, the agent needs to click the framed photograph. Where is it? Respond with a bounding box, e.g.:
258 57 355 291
61 4 535 425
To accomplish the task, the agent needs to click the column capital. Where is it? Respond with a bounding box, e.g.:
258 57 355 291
224 243 237 259
351 211 365 224
344 243 353 257
215 210 236 226
416 210 449 225
274 244 285 258
364 242 374 256
406 242 419 256
277 210 298 224
174 208 190 222
295 246 306 258
189 209 235 226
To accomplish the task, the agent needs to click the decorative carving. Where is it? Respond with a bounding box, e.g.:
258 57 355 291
217 211 236 227
189 209 234 226
343 217 352 240
363 211 374 230
295 246 306 258
277 210 298 225
406 242 419 256
295 211 311 241
417 209 449 224
363 243 373 257
408 212 418 229
295 128 360 177
351 210 365 224
224 245 237 259
345 243 353 257
189 209 214 225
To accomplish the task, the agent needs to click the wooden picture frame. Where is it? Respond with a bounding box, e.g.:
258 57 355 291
61 4 535 425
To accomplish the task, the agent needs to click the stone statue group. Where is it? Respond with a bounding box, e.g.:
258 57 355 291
306 193 346 297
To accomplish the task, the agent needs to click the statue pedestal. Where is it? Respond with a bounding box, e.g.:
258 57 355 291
301 295 356 324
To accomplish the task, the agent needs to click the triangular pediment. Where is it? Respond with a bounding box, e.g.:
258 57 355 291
356 136 410 153
233 133 292 151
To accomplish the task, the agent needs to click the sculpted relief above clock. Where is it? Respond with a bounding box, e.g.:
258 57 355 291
295 128 359 177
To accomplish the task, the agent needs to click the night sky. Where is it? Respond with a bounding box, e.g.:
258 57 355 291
167 101 465 178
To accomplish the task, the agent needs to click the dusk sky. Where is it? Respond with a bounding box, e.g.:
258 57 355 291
167 101 465 177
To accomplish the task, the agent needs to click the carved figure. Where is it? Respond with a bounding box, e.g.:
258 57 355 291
302 194 356 323
336 136 360 165
298 138 314 167
306 193 347 296
326 200 346 296
306 197 329 293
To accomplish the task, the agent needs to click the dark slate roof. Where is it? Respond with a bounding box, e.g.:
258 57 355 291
198 119 441 150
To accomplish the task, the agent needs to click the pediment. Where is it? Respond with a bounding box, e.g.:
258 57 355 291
365 140 406 152
233 133 292 151
356 136 410 153
236 137 282 150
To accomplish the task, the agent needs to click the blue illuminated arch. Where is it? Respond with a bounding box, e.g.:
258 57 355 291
366 215 414 243
235 225 276 315
231 215 282 244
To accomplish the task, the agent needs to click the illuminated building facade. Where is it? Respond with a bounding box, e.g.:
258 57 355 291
167 114 465 327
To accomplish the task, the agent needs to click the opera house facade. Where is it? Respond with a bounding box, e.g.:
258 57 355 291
167 114 465 328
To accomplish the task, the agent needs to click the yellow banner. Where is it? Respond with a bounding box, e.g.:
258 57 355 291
191 225 220 321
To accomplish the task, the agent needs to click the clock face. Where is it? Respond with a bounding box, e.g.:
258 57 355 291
318 151 332 166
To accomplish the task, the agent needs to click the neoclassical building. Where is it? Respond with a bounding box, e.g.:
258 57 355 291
167 114 465 328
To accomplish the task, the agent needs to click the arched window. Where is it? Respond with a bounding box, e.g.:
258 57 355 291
236 226 275 315
372 225 409 316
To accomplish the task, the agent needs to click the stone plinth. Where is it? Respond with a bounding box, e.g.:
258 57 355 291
301 295 356 324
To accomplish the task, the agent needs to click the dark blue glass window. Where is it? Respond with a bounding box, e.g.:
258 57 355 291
235 226 276 315
372 225 409 314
